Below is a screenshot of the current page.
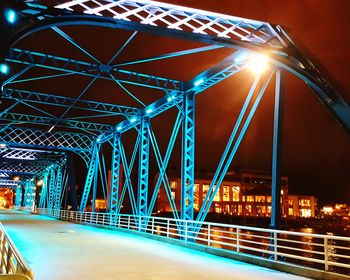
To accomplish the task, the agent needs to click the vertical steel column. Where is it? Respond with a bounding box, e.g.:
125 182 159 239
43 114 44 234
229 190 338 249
53 166 63 210
270 68 285 229
47 168 56 209
181 91 195 221
15 186 22 207
39 173 49 208
110 132 121 214
80 143 99 211
137 117 150 216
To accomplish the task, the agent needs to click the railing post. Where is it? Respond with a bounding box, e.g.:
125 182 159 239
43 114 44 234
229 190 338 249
208 224 211 246
274 232 278 261
166 219 170 238
127 216 130 229
324 237 329 271
184 220 188 242
151 218 154 235
236 228 240 252
138 216 142 231
118 216 121 228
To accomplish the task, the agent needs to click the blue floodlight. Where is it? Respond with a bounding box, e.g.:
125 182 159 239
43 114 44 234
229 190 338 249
130 117 137 123
167 96 174 102
96 136 102 143
117 126 122 131
146 108 153 114
0 64 9 75
5 9 17 24
194 78 204 87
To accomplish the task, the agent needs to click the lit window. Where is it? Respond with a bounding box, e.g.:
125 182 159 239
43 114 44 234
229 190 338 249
232 186 240 201
299 199 311 206
203 184 209 200
171 191 175 200
223 186 230 201
288 208 294 216
170 181 177 189
247 195 254 202
255 196 265 202
242 196 246 202
300 208 311 218
213 185 220 201
267 196 272 203
245 204 252 214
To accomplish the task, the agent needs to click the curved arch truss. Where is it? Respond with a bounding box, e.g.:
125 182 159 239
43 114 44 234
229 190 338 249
0 1 348 224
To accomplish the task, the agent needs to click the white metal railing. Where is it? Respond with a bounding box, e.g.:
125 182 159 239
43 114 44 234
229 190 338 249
0 223 34 280
35 208 350 276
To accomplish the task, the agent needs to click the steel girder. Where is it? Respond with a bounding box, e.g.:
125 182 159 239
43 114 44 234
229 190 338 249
180 92 195 221
0 147 38 160
109 132 121 214
99 51 246 141
23 180 35 208
137 117 150 216
39 173 49 208
2 88 140 117
6 48 184 92
53 167 64 210
195 70 275 228
80 143 100 211
6 1 348 132
15 186 22 207
0 162 46 175
1 112 114 133
0 127 93 152
47 168 56 209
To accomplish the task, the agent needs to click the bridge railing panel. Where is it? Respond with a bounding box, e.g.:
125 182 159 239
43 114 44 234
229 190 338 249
0 223 34 280
34 208 350 277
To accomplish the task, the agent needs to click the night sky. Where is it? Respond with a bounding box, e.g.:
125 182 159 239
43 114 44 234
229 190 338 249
5 0 350 205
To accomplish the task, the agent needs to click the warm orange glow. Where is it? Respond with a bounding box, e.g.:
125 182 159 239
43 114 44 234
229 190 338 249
247 54 269 73
13 176 20 181
36 180 44 187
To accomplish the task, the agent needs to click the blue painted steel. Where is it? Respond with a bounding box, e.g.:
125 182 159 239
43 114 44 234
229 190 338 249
1 112 114 132
24 180 35 208
0 127 93 152
180 92 195 221
38 173 49 208
119 137 138 216
196 70 275 228
109 132 121 214
270 69 285 229
53 167 64 210
47 168 56 209
2 88 139 116
6 48 184 92
80 143 99 211
15 187 22 207
137 117 150 216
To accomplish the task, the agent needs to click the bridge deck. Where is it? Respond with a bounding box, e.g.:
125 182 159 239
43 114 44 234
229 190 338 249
0 210 309 280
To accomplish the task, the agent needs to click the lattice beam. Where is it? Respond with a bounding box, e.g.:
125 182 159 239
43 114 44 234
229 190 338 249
2 88 140 117
6 48 184 92
0 127 93 152
137 117 150 216
109 132 121 214
1 112 114 133
180 91 195 221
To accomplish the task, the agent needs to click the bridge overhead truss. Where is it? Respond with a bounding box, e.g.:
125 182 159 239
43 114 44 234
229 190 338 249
0 0 349 226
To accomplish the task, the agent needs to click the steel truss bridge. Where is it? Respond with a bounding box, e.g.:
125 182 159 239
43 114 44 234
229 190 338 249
0 0 349 232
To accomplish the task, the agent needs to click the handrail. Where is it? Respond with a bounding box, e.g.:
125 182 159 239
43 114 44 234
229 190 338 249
35 208 350 277
0 223 34 280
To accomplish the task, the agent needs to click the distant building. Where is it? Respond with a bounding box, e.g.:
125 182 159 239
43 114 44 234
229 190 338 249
156 170 317 218
321 204 349 217
287 195 317 218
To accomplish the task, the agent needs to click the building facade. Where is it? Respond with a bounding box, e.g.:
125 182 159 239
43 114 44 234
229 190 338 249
156 171 317 218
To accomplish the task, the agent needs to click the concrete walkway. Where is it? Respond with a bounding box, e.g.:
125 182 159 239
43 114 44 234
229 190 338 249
0 210 310 280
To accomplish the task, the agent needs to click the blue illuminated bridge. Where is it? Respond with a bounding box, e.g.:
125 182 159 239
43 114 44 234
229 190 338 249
0 1 349 280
